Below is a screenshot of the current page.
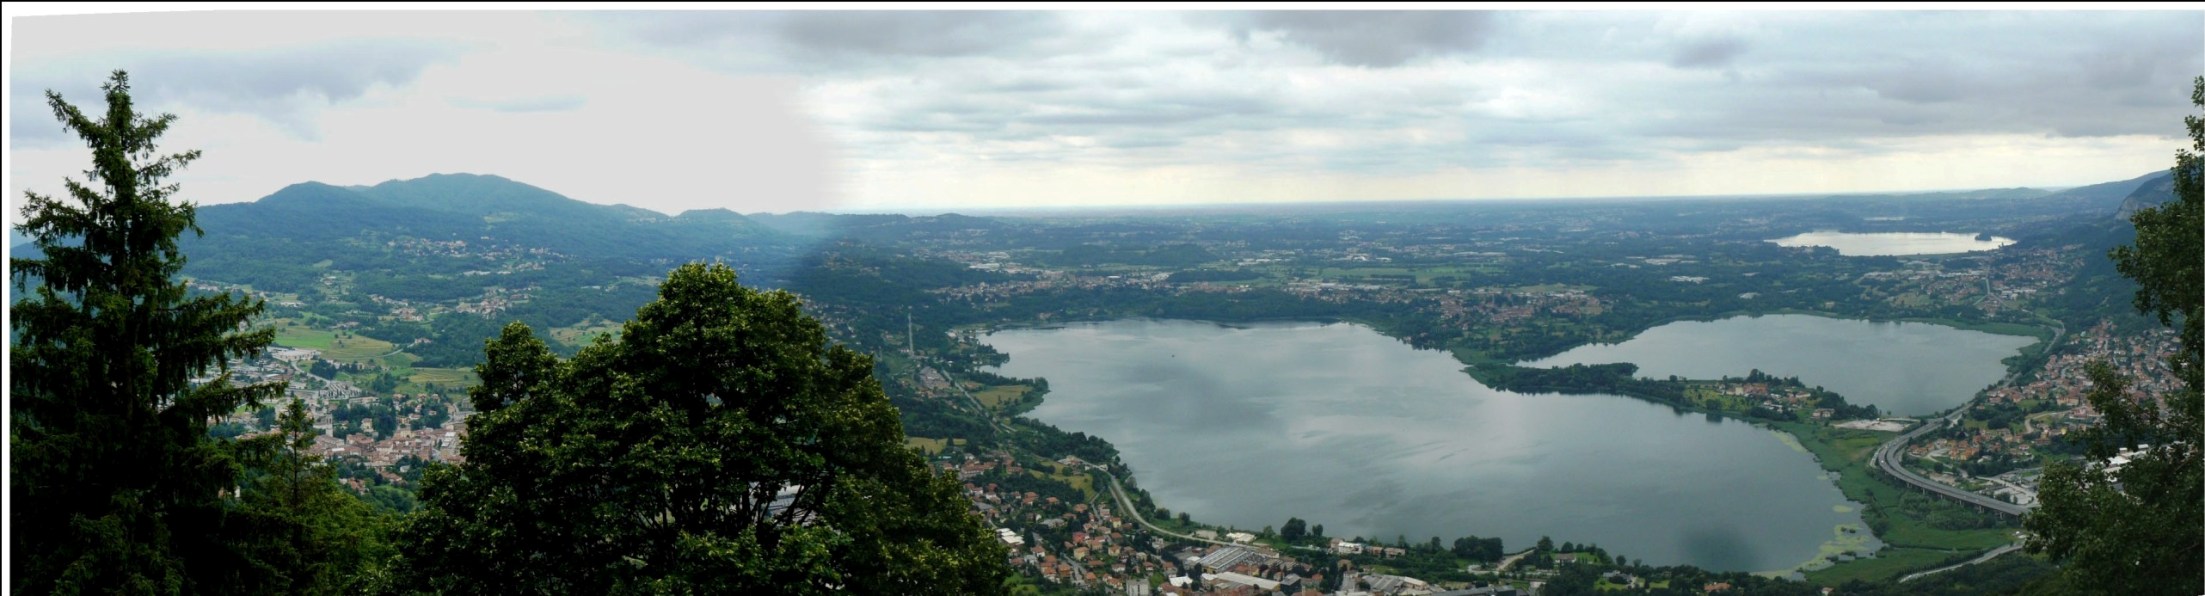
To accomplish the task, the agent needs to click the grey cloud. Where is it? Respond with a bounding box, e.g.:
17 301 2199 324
596 11 1067 66
2077 35 2201 91
1022 95 1278 128
1615 12 2200 150
977 77 1080 94
12 40 459 143
779 11 1062 58
622 10 2196 177
455 95 588 113
1669 36 1748 69
1455 123 1658 167
862 78 1282 143
1096 134 1184 150
1226 11 1501 67
1857 64 1972 104
139 41 455 109
10 93 74 146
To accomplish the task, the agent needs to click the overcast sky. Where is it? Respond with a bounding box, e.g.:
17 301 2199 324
6 8 2200 215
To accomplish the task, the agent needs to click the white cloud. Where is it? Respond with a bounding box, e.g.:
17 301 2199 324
10 11 840 215
9 9 2196 215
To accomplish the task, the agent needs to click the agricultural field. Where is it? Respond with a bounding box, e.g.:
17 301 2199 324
905 436 965 456
269 318 398 363
973 385 1031 410
549 317 624 347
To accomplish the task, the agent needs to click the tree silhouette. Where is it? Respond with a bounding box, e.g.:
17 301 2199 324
11 70 287 592
2024 76 2204 595
389 263 1007 593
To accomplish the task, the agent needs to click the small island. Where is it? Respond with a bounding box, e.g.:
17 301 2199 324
1468 362 1882 423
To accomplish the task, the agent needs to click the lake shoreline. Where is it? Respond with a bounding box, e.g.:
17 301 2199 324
986 318 1880 573
1516 313 2040 416
1768 231 2017 256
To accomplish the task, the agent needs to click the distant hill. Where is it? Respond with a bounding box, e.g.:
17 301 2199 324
748 211 910 237
178 173 795 293
671 208 778 237
744 211 1006 242
200 173 780 247
2028 171 2162 215
2114 170 2179 220
2010 170 2175 325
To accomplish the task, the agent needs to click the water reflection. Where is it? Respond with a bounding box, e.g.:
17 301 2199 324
1768 231 2014 256
986 319 1871 572
1522 314 2037 416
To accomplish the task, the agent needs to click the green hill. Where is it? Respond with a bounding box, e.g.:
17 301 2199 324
179 173 795 293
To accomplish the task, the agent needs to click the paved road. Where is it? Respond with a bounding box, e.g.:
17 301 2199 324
1899 541 2026 583
1873 412 2032 516
1859 322 2060 580
929 366 1010 435
1084 463 1247 549
1087 460 1547 579
1491 548 1538 573
1869 322 2062 517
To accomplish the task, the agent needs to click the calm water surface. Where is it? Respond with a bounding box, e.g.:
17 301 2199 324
1523 314 2038 416
985 319 1879 572
1769 231 2014 256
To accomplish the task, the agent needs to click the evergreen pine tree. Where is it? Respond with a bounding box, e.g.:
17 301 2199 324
11 70 286 593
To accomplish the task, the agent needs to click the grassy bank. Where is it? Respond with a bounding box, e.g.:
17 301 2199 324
270 318 397 362
1775 421 2018 584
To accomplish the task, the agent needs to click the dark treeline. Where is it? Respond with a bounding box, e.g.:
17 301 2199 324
1472 364 1881 422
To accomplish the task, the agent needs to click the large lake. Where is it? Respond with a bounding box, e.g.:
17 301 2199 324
985 319 1875 573
1522 315 2038 416
1768 231 2014 256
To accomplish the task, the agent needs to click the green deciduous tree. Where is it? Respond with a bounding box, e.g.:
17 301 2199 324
388 262 1007 594
9 70 289 593
2024 76 2205 594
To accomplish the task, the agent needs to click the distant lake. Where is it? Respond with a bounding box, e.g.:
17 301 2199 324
1768 231 2014 256
1523 315 2037 416
986 320 1873 573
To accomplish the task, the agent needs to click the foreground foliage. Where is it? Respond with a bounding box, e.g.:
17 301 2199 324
388 263 1007 594
9 70 386 593
2023 76 2205 594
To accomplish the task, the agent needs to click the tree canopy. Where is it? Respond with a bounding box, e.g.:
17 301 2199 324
10 70 290 593
2024 76 2204 594
388 262 1007 594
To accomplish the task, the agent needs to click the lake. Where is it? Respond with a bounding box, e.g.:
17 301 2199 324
985 319 1876 573
1522 314 2038 416
1768 231 2014 256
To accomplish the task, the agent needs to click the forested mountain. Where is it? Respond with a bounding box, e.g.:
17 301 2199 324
2115 170 2181 219
178 173 796 294
2012 169 2179 325
2028 170 2172 216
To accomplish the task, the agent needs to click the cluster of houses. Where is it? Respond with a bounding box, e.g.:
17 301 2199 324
211 347 474 491
1910 320 2183 501
1715 381 1840 420
944 450 1533 595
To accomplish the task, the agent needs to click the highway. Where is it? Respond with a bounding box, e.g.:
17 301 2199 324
1490 548 1538 573
1859 322 2065 578
1898 540 2026 583
1869 321 2061 518
1084 463 1246 549
1872 411 2032 516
